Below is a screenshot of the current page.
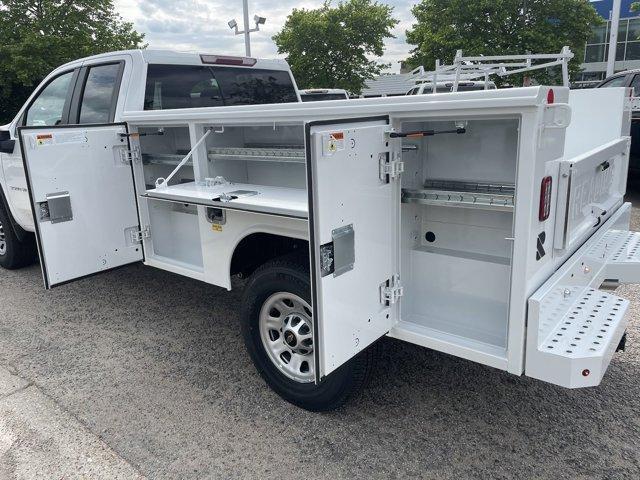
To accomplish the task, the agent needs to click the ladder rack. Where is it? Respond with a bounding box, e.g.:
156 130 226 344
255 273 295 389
411 46 574 93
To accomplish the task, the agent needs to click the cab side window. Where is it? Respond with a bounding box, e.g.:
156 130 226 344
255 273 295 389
78 63 122 124
630 75 640 96
600 76 627 88
25 71 75 126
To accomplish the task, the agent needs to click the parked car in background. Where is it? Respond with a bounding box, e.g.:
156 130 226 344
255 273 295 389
299 88 349 102
406 80 497 95
596 70 640 176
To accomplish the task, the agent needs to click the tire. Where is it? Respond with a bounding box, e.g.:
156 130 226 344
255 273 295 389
0 203 37 270
240 254 377 412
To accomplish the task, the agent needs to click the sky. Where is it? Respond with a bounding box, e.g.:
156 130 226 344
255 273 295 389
113 0 415 73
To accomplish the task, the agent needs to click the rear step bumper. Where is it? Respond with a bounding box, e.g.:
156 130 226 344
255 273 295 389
526 203 636 388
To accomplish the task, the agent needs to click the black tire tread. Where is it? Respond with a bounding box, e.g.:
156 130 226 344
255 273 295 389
240 252 377 411
0 202 37 270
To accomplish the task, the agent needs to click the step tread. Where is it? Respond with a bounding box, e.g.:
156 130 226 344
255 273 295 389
540 287 628 358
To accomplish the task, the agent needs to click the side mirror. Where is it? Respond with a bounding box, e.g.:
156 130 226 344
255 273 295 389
0 139 15 154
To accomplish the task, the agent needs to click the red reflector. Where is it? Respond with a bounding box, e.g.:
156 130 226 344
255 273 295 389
200 54 257 66
539 176 552 221
547 89 555 104
582 369 590 377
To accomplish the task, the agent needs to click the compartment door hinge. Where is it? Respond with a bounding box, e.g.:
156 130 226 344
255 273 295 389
119 145 141 164
131 225 150 243
381 274 404 305
379 152 404 180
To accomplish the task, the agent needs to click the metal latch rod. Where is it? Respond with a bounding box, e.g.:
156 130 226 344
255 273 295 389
389 128 466 139
156 128 213 188
119 129 165 138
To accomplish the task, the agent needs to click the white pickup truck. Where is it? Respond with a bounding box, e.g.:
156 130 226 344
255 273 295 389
1 50 638 412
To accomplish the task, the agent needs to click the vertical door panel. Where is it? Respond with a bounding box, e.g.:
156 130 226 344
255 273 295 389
307 117 398 381
20 124 143 287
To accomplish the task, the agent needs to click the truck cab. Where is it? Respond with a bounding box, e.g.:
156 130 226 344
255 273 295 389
0 50 299 268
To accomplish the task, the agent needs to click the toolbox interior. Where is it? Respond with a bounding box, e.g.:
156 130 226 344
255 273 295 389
136 117 519 357
399 118 518 355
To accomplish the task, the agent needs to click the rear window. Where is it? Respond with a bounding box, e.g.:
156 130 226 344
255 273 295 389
300 93 348 102
144 64 298 110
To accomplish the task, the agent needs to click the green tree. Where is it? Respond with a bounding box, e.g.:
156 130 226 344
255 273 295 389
0 0 145 123
405 0 602 85
273 0 399 94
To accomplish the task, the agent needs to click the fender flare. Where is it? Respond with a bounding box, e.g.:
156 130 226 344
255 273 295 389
0 184 29 242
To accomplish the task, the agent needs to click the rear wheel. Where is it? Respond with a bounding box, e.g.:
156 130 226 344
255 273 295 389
0 204 37 270
241 254 377 411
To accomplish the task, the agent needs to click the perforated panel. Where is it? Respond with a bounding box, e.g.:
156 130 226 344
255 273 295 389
539 288 627 357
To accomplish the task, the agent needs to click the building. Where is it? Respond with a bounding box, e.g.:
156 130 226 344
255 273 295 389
579 0 640 85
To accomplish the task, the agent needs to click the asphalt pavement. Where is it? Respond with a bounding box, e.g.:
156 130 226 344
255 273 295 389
0 196 639 479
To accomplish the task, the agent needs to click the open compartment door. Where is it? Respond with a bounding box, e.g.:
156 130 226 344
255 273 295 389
306 117 399 382
19 124 143 288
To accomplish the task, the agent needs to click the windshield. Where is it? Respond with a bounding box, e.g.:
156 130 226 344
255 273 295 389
144 64 298 110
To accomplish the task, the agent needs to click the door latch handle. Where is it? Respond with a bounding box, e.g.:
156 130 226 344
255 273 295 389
598 160 610 172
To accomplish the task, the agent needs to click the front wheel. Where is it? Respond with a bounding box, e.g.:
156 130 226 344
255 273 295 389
240 254 377 411
0 203 37 270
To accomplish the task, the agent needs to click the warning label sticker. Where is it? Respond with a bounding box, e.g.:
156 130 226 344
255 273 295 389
36 134 53 147
323 131 345 156
34 132 88 148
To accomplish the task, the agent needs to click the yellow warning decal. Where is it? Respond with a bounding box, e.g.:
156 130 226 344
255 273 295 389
36 134 53 146
212 224 223 232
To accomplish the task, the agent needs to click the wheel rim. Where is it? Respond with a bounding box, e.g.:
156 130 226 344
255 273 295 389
0 218 6 256
259 292 315 383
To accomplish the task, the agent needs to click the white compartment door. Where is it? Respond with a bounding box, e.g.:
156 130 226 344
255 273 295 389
306 117 399 382
20 124 143 288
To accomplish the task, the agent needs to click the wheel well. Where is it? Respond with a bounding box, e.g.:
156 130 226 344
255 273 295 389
0 183 29 242
231 233 308 278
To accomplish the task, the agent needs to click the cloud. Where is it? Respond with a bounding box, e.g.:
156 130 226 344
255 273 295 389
114 0 415 72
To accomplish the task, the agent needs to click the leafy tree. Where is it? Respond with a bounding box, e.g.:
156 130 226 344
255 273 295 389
273 0 398 94
405 0 602 85
0 0 145 123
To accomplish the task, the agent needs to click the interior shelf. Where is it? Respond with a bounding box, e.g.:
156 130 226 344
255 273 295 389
208 146 305 164
144 181 308 218
142 153 192 166
402 180 515 212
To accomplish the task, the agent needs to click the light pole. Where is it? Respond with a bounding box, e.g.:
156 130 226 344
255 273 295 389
606 0 622 77
228 0 266 57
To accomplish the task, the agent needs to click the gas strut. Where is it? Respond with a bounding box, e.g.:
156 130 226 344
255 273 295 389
389 127 466 138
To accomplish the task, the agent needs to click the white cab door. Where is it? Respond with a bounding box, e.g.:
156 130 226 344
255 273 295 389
306 117 399 382
20 124 143 288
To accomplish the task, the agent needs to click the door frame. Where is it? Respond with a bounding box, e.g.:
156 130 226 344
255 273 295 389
17 122 144 288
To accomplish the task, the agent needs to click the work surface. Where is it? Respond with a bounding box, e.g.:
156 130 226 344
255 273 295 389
1 201 640 479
